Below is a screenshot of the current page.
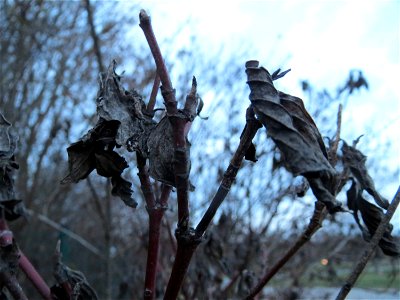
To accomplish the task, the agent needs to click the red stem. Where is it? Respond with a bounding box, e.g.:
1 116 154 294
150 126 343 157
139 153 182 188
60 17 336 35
19 252 53 300
147 73 160 113
0 218 52 300
144 186 171 300
139 10 173 99
163 243 197 300
137 153 171 300
139 10 190 228
144 209 165 300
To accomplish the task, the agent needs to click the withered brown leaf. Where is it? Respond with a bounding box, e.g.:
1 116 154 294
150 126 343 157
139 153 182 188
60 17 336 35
346 179 399 257
245 61 341 213
0 112 25 221
342 141 389 209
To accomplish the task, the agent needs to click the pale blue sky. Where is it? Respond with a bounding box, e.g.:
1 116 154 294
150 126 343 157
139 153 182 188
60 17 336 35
128 0 400 228
137 0 399 187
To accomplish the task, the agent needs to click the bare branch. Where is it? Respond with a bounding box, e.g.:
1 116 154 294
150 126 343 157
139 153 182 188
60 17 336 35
245 201 327 299
25 209 104 258
84 0 105 72
335 185 400 300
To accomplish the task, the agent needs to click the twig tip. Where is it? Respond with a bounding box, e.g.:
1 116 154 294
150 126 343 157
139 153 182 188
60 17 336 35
192 76 197 88
139 9 150 23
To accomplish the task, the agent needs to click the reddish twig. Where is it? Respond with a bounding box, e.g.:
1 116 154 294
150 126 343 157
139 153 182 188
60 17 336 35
147 73 161 113
139 10 174 108
19 252 52 300
0 218 52 300
140 12 200 300
137 153 171 300
164 107 261 299
335 186 400 300
139 10 262 299
244 201 327 299
140 9 192 229
163 217 177 254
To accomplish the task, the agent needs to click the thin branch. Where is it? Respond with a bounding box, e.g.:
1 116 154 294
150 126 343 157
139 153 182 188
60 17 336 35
136 153 156 209
25 209 103 258
245 201 327 299
19 252 52 300
164 107 261 299
0 270 28 300
163 217 177 253
0 218 51 300
195 106 261 237
139 10 173 96
335 185 400 300
147 73 160 113
329 103 342 167
140 9 191 228
87 176 108 234
137 153 170 300
84 0 104 72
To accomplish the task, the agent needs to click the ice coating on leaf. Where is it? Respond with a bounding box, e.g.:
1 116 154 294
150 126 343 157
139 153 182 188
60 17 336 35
245 61 341 213
97 60 155 154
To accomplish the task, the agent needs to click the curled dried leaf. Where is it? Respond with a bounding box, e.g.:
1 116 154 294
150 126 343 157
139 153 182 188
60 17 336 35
147 116 192 188
342 141 389 209
0 112 25 221
62 120 136 208
245 61 341 213
97 60 155 154
346 179 399 257
147 116 176 186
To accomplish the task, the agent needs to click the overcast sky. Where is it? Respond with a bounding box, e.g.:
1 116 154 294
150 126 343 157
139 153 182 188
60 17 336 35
136 0 399 185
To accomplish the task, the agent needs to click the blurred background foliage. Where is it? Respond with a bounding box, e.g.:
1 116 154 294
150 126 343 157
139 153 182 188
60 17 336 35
0 0 398 298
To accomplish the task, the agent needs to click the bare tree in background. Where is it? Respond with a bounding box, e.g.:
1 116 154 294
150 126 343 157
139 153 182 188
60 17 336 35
0 1 398 299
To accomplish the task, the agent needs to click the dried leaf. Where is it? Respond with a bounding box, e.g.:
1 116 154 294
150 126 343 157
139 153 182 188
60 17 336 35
342 141 389 209
111 176 135 207
0 113 25 221
147 116 191 187
245 61 341 213
346 179 400 257
97 60 155 154
244 142 257 162
62 120 137 208
240 125 258 162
